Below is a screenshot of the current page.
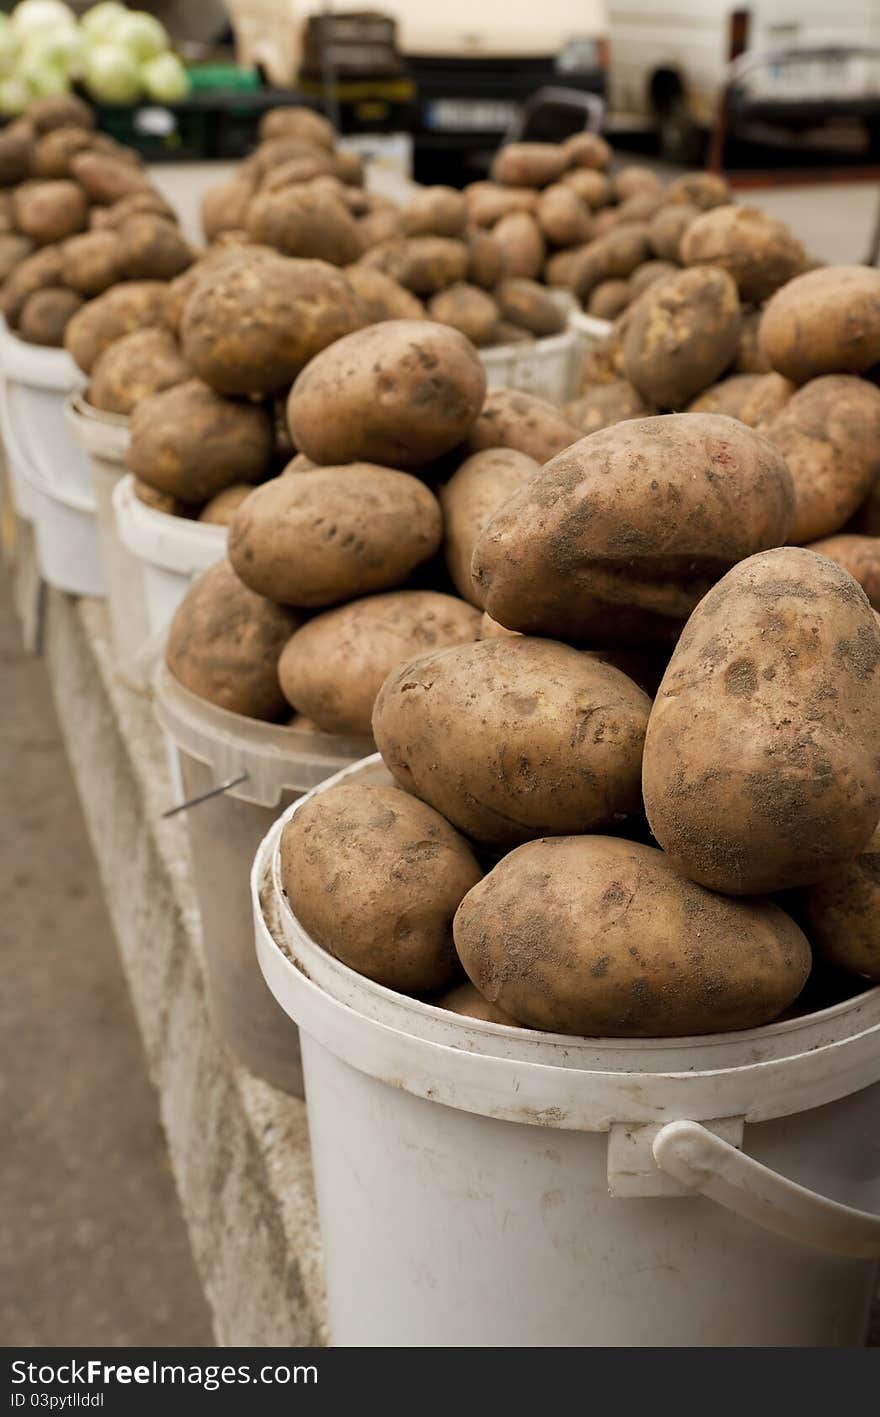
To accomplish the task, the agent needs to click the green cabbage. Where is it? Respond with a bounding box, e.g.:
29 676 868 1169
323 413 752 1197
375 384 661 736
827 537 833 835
142 50 188 102
85 41 142 102
113 11 168 63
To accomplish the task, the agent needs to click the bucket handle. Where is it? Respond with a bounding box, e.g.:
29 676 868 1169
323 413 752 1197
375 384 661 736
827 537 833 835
653 1120 880 1259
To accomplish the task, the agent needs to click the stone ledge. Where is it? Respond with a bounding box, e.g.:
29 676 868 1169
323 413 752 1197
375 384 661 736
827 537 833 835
10 520 327 1348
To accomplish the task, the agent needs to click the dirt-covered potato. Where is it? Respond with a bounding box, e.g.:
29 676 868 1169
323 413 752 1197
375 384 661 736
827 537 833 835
437 981 520 1025
465 387 580 463
805 534 880 608
1 243 62 323
259 154 339 191
644 547 880 894
612 166 662 202
473 414 795 644
491 212 545 281
648 201 698 261
588 278 630 319
12 180 87 244
374 637 651 846
565 379 653 434
90 188 176 231
280 783 479 992
64 280 168 373
572 224 652 300
563 132 611 169
278 590 480 735
258 106 335 149
491 142 568 188
428 283 499 346
118 214 193 280
132 479 186 515
165 560 300 720
763 375 880 542
454 836 810 1036
494 279 565 336
60 229 123 295
688 372 766 418
0 233 34 283
17 286 83 345
70 151 148 205
401 185 467 237
623 266 741 408
794 827 880 981
127 379 274 502
562 167 611 208
228 465 442 607
680 205 805 304
536 183 592 246
245 185 362 265
616 193 665 226
0 120 34 185
440 448 538 605
197 484 257 526
733 307 772 374
360 236 469 295
287 319 486 469
357 205 403 247
666 172 731 209
628 259 677 299
31 126 94 178
28 94 93 134
737 371 795 426
181 252 366 396
200 175 255 241
88 327 190 415
463 229 504 290
343 264 424 322
465 181 539 228
760 265 880 382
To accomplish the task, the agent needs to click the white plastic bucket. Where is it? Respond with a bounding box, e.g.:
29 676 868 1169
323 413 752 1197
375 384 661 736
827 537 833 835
113 474 226 639
65 394 151 688
253 755 880 1347
1 325 104 594
155 663 373 1095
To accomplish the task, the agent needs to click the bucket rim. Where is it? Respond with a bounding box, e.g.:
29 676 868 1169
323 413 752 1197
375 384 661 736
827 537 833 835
65 391 130 461
112 473 226 571
1 324 81 390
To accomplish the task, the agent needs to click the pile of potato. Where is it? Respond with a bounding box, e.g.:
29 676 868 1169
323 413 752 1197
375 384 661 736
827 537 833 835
0 93 194 349
274 274 880 1037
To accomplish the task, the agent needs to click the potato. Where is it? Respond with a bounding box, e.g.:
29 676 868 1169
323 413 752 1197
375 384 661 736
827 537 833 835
565 379 652 434
440 448 538 605
623 266 741 408
60 229 124 295
245 186 362 265
592 208 620 237
1 244 62 323
401 185 467 237
536 183 592 246
70 152 148 205
680 205 805 304
427 282 496 345
200 176 255 241
644 547 880 894
464 387 579 464
278 590 480 735
805 534 880 608
280 783 479 992
763 376 880 542
165 560 301 721
464 229 505 289
258 106 335 150
473 414 795 644
587 278 630 319
28 94 93 134
578 329 625 386
562 167 611 208
491 142 568 188
18 287 83 345
341 264 423 323
737 371 794 426
648 201 698 261
437 981 520 1025
479 611 519 640
228 465 442 607
733 307 772 374
374 637 651 846
198 484 259 526
794 827 880 980
0 120 34 186
666 172 731 209
760 266 880 383
127 379 274 502
572 224 652 300
688 372 766 418
259 154 338 191
357 206 403 247
0 233 34 283
88 327 190 416
246 137 329 183
13 180 87 244
562 132 611 170
181 252 366 396
491 211 545 280
453 836 810 1036
494 321 534 345
64 280 169 373
360 235 469 295
612 166 662 202
494 279 564 336
31 126 94 179
465 181 538 227
132 479 187 515
118 214 193 280
287 319 486 469
628 259 677 299
91 189 176 231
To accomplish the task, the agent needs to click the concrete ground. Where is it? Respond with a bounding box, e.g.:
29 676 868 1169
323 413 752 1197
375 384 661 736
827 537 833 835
0 556 211 1347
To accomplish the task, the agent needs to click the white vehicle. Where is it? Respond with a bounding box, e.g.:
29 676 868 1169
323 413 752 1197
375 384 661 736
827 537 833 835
607 2 880 159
